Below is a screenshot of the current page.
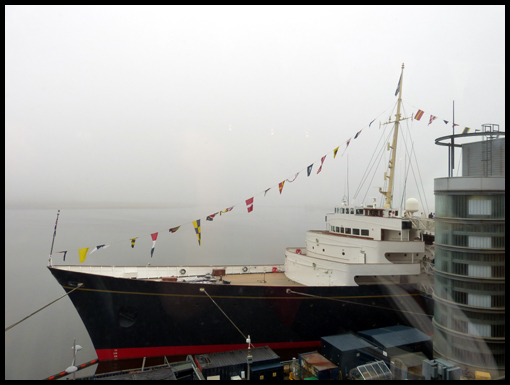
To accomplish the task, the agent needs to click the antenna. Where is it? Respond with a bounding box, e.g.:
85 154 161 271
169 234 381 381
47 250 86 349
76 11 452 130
48 210 60 267
347 154 349 205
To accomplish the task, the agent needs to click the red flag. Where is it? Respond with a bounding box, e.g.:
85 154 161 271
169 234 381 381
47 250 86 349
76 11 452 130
317 155 327 174
415 110 425 121
279 181 285 194
342 138 352 156
246 197 254 213
428 115 437 125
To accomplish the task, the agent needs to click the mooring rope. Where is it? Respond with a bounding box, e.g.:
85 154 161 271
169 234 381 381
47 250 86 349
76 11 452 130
5 284 83 332
286 289 432 318
200 288 254 347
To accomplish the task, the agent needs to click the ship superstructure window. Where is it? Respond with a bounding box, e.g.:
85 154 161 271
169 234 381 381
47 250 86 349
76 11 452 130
350 208 354 214
341 208 345 214
353 229 360 235
361 229 369 236
340 227 344 233
356 209 363 215
345 228 351 234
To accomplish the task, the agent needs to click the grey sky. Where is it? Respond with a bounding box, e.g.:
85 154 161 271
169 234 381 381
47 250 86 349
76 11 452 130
5 5 505 211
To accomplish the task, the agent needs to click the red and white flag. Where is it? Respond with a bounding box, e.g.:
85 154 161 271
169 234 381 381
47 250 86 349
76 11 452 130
150 233 158 258
317 155 327 174
286 172 299 182
429 115 437 126
246 197 254 213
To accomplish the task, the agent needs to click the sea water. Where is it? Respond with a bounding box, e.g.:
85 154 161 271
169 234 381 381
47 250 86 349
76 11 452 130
5 206 327 379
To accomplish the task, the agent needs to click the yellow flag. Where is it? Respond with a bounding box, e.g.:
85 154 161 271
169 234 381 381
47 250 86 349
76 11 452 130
193 220 201 246
333 146 339 158
79 247 89 263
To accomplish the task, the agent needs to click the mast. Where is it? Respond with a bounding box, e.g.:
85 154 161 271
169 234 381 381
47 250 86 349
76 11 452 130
380 63 405 208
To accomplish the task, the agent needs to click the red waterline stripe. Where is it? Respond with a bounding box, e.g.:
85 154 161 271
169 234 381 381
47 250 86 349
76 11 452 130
96 340 321 361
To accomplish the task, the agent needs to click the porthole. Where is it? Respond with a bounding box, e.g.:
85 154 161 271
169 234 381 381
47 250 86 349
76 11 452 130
180 269 186 275
242 266 248 273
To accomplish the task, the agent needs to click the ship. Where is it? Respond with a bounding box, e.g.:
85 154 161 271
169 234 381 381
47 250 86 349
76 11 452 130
48 64 435 362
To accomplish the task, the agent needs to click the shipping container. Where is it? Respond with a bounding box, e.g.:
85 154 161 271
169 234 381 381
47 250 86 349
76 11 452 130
358 325 433 359
299 352 339 380
194 346 280 380
321 333 375 378
250 361 284 380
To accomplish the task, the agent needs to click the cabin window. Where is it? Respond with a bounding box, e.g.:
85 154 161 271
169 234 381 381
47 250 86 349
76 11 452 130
350 208 354 214
340 227 344 233
402 221 412 230
353 229 360 235
341 208 345 214
345 228 351 234
356 209 363 215
361 229 369 236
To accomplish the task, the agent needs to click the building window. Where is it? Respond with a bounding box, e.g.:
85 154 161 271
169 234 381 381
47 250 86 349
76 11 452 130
468 293 491 308
469 199 492 216
468 236 492 248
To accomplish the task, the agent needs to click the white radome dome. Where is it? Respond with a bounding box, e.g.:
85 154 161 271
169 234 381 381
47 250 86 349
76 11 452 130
405 198 420 213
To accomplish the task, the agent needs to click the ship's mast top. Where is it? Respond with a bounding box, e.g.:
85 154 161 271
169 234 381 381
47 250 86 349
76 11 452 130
379 63 405 209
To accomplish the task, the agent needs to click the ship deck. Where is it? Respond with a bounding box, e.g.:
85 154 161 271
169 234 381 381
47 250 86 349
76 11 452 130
50 265 305 287
196 272 304 287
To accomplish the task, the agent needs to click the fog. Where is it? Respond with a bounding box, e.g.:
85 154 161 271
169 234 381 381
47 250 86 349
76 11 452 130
6 5 505 212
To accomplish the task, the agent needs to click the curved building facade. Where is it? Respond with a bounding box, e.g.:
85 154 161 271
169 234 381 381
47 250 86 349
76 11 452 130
433 129 505 374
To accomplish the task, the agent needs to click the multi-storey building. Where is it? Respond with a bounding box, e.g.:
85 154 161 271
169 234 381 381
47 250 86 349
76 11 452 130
433 124 505 377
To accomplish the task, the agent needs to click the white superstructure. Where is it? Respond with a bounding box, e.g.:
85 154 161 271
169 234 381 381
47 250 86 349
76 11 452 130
284 64 434 287
284 204 428 286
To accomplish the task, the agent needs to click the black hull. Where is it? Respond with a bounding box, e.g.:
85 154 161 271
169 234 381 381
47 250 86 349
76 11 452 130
48 267 433 361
